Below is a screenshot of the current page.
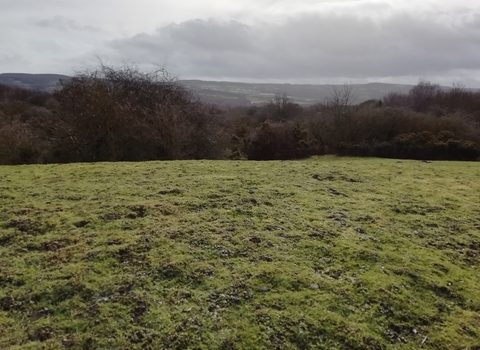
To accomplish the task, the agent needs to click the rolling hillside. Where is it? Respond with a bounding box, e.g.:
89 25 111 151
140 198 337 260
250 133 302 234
1 73 415 105
0 157 479 349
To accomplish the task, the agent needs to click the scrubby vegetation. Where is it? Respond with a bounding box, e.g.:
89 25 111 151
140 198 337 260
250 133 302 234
1 66 479 164
0 65 225 164
0 157 479 349
1 66 480 348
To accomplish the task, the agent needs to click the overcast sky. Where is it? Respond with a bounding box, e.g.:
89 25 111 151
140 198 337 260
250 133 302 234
2 0 480 86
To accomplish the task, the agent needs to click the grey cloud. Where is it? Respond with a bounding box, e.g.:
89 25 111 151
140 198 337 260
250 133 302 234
0 54 30 66
34 16 102 33
107 12 480 82
163 19 255 52
110 19 254 55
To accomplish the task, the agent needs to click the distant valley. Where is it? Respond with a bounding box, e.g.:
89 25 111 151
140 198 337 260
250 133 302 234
0 73 69 93
181 79 414 106
0 72 459 106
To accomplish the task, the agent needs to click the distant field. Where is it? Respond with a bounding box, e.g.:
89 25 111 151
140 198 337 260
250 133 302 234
0 157 479 349
0 73 416 105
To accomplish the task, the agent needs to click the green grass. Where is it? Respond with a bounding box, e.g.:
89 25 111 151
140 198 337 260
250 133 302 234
0 156 479 349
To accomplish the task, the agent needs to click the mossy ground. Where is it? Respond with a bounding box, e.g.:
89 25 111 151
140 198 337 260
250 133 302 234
0 157 479 349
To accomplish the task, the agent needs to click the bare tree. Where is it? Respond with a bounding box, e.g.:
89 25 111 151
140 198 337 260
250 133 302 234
323 84 359 145
383 92 413 109
43 63 223 162
409 80 440 112
326 84 358 114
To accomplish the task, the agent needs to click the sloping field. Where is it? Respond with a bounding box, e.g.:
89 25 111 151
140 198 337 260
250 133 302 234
0 157 479 349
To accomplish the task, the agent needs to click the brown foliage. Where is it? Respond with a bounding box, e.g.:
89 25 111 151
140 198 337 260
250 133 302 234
246 121 317 160
46 64 225 162
0 78 479 164
0 118 47 164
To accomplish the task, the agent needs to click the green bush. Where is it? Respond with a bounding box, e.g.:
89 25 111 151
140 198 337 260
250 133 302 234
246 121 317 160
336 131 479 161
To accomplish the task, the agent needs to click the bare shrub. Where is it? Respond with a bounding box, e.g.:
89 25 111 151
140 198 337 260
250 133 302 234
47 63 224 162
0 119 47 164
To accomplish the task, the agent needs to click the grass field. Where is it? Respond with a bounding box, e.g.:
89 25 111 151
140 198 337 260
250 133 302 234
0 157 479 349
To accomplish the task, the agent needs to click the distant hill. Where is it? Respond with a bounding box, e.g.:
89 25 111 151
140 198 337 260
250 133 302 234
0 73 70 92
181 80 415 106
2 73 473 106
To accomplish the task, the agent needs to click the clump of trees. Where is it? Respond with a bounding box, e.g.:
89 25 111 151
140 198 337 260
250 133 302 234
0 84 52 164
0 64 225 164
336 131 479 160
45 64 226 162
226 83 479 161
0 67 479 165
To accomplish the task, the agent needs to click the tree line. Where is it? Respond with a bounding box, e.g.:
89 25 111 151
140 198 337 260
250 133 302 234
0 65 479 165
